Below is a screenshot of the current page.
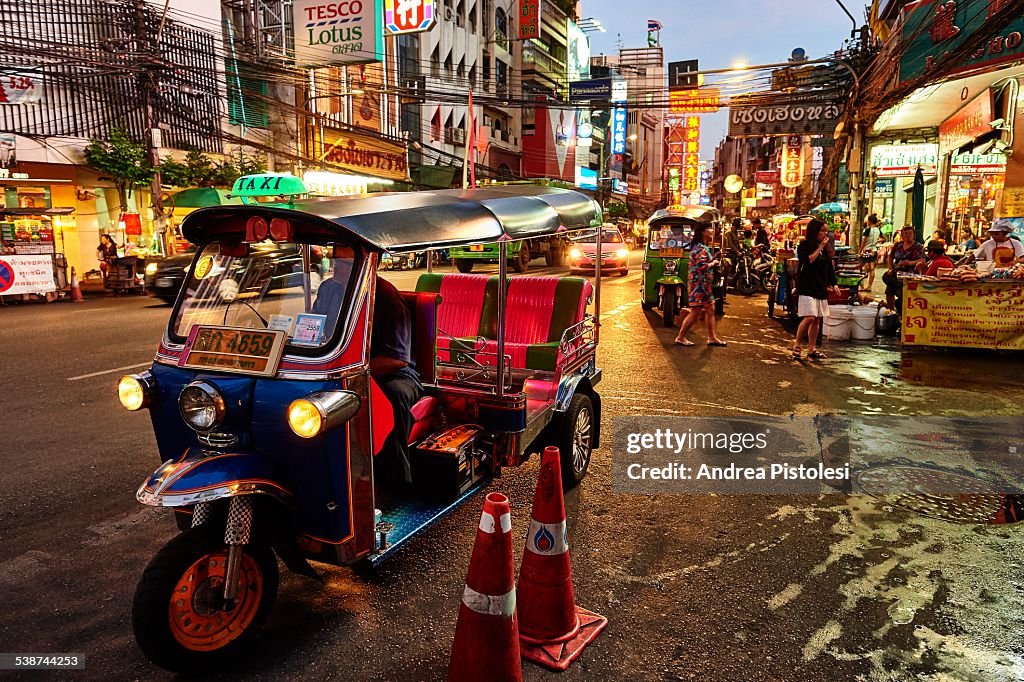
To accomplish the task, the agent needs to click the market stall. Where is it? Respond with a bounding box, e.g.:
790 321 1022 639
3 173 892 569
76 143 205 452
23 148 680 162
901 264 1024 350
0 205 73 299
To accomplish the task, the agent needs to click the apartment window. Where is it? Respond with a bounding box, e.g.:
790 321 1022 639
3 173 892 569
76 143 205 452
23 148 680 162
225 59 269 127
496 60 508 90
495 8 508 49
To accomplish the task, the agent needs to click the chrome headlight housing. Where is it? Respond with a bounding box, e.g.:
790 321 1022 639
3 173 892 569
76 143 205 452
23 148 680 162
118 371 155 411
179 381 226 432
665 259 677 273
288 390 361 438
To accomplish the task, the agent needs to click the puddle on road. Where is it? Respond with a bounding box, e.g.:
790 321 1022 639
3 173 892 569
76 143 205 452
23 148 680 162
858 466 1024 526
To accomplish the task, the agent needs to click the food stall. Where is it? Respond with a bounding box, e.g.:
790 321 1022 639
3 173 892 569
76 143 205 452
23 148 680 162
0 201 73 300
901 264 1024 350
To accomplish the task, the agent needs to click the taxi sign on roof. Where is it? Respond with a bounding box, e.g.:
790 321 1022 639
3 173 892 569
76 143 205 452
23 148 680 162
231 174 308 198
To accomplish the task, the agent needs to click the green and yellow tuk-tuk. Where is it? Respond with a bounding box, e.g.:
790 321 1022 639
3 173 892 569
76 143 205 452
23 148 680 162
641 206 721 327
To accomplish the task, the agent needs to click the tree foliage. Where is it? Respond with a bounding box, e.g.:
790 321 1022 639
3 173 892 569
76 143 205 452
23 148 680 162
159 148 268 188
83 126 155 210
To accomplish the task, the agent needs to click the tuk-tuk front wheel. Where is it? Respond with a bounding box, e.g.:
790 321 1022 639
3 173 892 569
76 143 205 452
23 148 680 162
132 527 279 673
454 258 474 273
662 293 676 327
557 394 594 490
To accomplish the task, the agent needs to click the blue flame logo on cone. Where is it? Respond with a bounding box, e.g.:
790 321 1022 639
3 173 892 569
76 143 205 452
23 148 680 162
534 526 554 552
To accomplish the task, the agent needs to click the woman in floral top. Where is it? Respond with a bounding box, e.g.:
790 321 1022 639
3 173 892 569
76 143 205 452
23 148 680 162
883 225 925 310
675 223 727 347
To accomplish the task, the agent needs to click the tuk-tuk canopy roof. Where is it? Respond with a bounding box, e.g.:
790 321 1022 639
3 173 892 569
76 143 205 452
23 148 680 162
648 206 721 225
181 186 602 252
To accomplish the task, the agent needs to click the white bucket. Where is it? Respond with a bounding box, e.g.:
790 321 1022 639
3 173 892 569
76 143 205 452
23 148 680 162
825 305 854 341
851 303 878 340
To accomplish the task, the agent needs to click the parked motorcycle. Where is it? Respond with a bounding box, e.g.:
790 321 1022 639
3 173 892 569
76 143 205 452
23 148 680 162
730 246 759 295
751 246 776 292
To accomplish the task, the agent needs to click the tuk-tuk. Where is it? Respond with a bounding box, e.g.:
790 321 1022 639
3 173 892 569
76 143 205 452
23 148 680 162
117 183 605 671
641 206 721 327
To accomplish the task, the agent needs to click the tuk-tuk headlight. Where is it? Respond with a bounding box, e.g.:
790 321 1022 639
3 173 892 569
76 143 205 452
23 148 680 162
287 391 361 439
145 262 159 276
118 372 154 411
665 260 677 273
179 381 226 432
569 247 583 260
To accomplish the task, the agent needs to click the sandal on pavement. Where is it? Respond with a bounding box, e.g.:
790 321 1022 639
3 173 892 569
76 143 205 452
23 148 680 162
792 348 802 359
674 337 695 346
707 340 728 347
807 350 826 360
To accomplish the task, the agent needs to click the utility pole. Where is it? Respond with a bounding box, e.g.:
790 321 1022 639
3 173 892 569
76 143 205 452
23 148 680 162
134 0 166 255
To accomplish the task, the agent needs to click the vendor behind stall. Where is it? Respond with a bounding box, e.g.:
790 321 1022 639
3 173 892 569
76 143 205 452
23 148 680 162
923 240 954 277
967 220 1024 267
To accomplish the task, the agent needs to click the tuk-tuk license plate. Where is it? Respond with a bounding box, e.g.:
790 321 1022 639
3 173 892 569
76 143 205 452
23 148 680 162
469 245 485 251
660 248 685 258
180 326 287 377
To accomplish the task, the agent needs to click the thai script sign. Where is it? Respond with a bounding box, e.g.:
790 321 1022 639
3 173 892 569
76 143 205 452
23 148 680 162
320 127 408 181
292 0 383 65
0 255 54 295
384 0 435 35
950 152 1006 174
899 0 1024 84
939 90 993 153
669 88 721 114
728 96 843 137
902 280 1024 349
870 143 938 176
519 0 541 40
755 170 779 184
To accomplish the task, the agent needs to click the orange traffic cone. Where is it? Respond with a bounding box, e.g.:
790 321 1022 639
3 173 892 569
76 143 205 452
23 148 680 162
517 446 607 670
69 267 84 302
448 492 522 682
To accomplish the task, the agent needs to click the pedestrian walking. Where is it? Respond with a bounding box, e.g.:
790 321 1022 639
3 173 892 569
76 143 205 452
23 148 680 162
859 214 881 290
674 223 726 347
792 218 839 361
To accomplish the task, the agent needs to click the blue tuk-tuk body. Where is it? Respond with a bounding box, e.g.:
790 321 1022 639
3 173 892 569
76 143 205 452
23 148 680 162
120 185 605 671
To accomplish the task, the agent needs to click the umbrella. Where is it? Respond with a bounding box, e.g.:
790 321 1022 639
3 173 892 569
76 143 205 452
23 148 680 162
911 167 925 242
811 201 849 214
169 187 243 209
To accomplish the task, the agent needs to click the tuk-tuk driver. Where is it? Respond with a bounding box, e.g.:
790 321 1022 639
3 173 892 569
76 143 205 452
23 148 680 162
312 249 422 487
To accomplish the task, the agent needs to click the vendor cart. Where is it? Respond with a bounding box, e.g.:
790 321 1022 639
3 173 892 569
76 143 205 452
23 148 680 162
105 256 145 294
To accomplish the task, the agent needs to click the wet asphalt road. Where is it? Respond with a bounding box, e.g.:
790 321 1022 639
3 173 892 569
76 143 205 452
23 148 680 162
1 251 1022 681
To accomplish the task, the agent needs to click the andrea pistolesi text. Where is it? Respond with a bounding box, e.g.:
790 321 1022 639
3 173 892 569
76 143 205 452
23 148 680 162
626 462 850 481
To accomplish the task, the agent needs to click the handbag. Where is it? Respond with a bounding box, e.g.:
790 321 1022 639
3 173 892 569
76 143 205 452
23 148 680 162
881 269 898 288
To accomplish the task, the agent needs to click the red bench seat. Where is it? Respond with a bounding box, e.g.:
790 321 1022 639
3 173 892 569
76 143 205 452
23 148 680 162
415 273 592 373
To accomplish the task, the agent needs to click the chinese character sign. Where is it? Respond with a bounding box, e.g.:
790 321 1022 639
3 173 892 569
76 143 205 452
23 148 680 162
384 0 436 34
781 135 804 189
682 117 700 194
611 107 627 154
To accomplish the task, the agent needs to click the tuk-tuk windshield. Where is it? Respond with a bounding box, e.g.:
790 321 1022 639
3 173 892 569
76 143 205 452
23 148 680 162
171 240 361 351
574 228 623 243
648 225 693 250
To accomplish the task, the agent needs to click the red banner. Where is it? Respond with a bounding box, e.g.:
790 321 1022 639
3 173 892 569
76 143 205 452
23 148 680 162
519 0 540 40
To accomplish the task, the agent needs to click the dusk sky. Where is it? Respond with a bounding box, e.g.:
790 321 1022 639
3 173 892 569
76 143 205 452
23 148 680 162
580 0 862 157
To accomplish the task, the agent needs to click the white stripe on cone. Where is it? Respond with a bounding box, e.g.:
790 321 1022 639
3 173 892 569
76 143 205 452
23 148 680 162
479 511 513 534
461 584 517 616
525 518 569 555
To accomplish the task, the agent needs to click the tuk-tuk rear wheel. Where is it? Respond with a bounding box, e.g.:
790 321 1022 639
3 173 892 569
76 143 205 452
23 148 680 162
132 526 279 673
557 394 594 490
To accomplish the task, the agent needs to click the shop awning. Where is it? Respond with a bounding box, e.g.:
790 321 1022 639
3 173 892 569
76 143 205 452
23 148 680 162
872 63 1024 134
